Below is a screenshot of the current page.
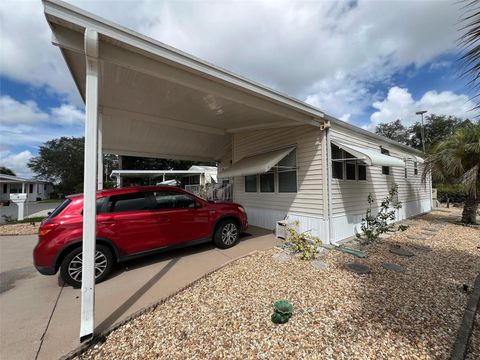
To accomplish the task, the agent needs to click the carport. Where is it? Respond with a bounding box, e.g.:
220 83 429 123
43 0 326 341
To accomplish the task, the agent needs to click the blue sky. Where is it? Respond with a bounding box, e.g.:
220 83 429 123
0 0 478 177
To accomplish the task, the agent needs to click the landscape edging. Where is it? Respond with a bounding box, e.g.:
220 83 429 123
450 272 480 360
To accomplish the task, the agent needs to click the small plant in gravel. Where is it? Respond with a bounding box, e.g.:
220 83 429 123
398 224 409 232
285 221 322 260
356 184 403 244
271 300 293 324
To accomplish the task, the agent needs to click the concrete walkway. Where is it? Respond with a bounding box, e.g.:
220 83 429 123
0 227 279 360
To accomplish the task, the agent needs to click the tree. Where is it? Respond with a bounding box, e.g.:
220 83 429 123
375 119 409 144
122 156 195 171
459 0 480 111
0 167 16 176
408 115 473 151
424 123 480 224
28 137 85 195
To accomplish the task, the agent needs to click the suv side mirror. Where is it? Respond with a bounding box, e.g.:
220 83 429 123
195 201 203 208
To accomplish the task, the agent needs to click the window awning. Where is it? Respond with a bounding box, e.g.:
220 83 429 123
219 147 295 178
332 141 405 167
407 155 425 164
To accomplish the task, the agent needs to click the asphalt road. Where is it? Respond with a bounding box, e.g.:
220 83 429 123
0 201 62 224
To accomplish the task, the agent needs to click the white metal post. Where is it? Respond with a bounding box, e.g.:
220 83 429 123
80 28 99 342
97 113 103 190
118 156 123 187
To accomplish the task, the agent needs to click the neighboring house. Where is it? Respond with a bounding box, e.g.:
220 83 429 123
0 174 53 202
218 123 430 243
110 166 232 201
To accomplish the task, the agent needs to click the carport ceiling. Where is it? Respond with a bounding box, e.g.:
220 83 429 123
44 0 325 161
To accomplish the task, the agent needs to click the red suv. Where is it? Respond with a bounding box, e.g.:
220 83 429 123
33 186 248 287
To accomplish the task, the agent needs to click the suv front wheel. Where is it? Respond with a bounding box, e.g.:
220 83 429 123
213 220 240 249
60 244 114 288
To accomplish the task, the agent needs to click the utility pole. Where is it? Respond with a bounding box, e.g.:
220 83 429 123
415 110 427 153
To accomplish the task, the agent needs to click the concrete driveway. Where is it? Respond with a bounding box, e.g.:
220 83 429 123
0 227 279 360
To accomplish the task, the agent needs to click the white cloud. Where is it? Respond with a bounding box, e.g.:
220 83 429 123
0 96 84 127
368 86 477 130
0 150 34 178
51 104 85 125
0 0 466 118
0 96 48 124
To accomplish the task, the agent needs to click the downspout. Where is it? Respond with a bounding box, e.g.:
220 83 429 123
323 121 336 245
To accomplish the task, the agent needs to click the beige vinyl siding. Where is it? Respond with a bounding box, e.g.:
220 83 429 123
330 124 430 216
232 125 324 217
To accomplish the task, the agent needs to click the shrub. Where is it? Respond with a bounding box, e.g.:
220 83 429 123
356 184 402 244
436 184 467 203
285 221 322 260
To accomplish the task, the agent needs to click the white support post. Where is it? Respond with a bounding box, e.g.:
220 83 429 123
118 156 123 187
97 113 103 190
80 28 99 343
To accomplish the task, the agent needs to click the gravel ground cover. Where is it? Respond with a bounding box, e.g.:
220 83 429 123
467 312 480 360
0 222 39 236
78 208 479 360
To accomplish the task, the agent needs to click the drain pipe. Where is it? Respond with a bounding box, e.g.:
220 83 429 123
325 124 337 246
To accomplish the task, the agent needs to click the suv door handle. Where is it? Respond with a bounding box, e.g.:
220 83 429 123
100 217 115 224
158 215 170 222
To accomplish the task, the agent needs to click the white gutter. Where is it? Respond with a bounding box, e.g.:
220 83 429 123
325 127 337 246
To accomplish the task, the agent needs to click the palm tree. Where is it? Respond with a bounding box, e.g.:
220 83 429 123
424 123 480 224
459 0 480 110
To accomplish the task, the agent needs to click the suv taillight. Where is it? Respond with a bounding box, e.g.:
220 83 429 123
39 222 59 237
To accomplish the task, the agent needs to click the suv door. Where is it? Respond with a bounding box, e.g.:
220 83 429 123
149 190 210 245
97 191 160 255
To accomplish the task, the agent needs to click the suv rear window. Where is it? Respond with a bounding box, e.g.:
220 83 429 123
47 198 71 219
106 192 150 213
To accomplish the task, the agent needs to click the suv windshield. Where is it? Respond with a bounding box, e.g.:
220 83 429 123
47 198 71 219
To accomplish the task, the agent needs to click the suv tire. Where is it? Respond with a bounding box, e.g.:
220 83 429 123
213 220 240 249
60 244 114 288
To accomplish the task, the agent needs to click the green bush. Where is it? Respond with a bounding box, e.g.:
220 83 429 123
436 184 466 203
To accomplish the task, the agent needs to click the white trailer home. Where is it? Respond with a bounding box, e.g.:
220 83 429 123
42 0 431 339
0 174 53 202
218 123 430 243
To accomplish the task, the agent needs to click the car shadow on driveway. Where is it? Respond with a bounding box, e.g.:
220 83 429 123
94 257 179 333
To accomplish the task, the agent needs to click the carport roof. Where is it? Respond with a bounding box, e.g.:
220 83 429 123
43 0 422 163
43 0 328 162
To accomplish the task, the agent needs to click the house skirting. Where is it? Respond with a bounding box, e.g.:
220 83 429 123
244 197 432 243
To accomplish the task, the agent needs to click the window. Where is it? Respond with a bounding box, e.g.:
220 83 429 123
345 152 356 180
106 192 150 213
245 175 257 192
381 148 390 175
2 184 6 194
358 165 367 180
48 199 71 219
29 184 33 193
331 144 344 179
152 191 195 209
414 162 418 176
278 149 297 192
260 171 275 192
331 144 367 181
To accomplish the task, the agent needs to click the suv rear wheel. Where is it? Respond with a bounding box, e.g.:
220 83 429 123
60 244 113 288
213 220 240 249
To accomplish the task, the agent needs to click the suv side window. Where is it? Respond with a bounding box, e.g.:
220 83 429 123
152 191 196 209
106 192 150 213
